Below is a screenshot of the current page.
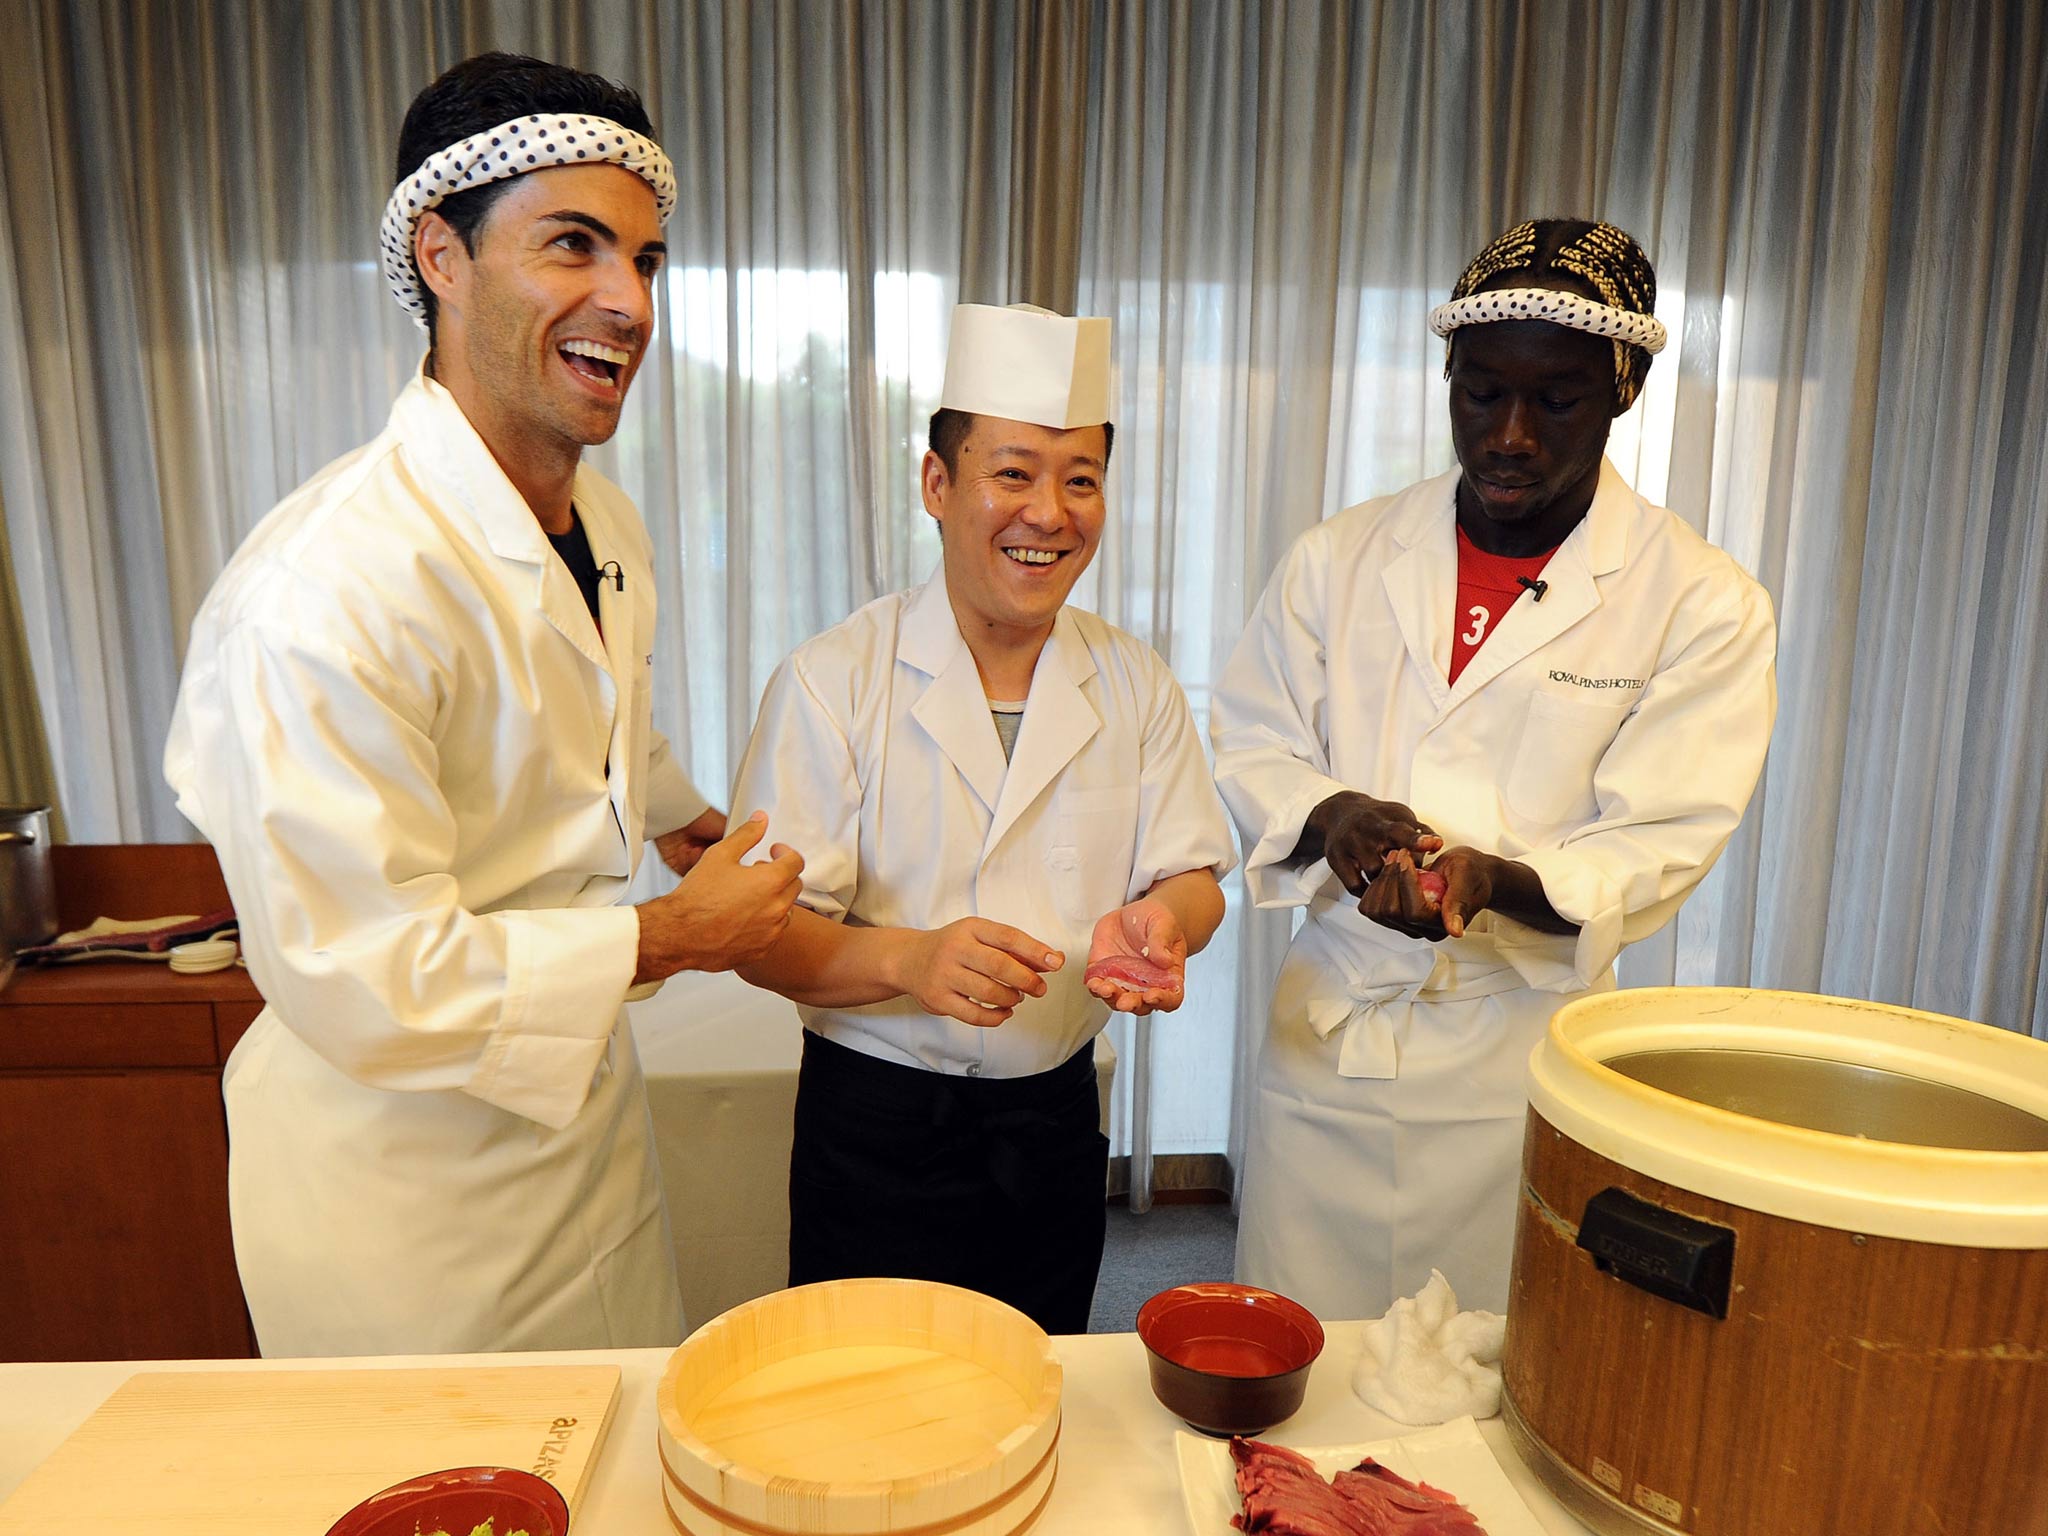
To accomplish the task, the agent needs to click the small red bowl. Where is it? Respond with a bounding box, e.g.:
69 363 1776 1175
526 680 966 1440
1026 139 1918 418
324 1466 571 1536
1137 1282 1325 1437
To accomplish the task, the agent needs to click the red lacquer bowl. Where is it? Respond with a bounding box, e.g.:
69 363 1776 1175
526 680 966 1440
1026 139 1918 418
1136 1282 1325 1437
324 1465 571 1536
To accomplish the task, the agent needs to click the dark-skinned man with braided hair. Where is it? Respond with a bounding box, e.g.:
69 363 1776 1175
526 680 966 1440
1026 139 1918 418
1211 218 1778 1319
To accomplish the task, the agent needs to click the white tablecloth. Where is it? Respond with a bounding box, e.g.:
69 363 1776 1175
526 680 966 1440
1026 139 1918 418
630 971 1118 1328
0 1321 1593 1534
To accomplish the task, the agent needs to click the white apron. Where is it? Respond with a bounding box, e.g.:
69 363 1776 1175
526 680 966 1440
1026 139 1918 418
1233 923 1612 1319
225 1010 679 1355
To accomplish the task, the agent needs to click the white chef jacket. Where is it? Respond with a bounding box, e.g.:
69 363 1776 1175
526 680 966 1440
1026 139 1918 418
164 367 707 1355
730 572 1237 1078
1212 459 1776 1316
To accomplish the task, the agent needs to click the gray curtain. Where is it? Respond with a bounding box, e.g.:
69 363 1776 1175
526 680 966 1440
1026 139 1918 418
0 483 62 833
1 0 2043 1201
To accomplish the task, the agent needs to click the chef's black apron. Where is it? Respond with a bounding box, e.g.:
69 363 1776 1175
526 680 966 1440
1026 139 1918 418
788 1031 1109 1334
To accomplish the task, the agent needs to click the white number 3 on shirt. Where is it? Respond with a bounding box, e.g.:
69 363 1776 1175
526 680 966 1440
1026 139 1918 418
1461 604 1490 646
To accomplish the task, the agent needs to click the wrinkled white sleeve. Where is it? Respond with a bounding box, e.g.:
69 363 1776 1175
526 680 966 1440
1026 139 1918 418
644 726 712 837
1501 580 1779 991
729 653 862 921
1128 654 1239 900
172 620 638 1130
1210 531 1354 909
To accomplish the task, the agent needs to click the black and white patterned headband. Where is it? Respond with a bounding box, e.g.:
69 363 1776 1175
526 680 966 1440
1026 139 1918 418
1426 287 1667 353
379 112 678 330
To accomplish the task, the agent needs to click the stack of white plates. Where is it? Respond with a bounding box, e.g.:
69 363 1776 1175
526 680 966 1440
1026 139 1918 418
168 938 238 975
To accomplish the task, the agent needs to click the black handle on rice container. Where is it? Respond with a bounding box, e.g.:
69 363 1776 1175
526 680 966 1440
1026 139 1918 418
1576 1187 1736 1319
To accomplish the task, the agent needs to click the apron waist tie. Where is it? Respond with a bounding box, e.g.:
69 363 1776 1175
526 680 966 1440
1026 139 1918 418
1304 952 1529 1079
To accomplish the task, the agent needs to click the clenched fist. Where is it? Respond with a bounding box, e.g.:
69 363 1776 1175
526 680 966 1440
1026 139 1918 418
1359 845 1574 941
653 806 727 876
635 812 805 982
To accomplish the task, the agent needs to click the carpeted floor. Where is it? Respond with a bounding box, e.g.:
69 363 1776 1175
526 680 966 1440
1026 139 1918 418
1089 1200 1239 1333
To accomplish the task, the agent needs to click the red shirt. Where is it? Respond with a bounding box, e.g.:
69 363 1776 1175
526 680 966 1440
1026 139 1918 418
1448 525 1559 685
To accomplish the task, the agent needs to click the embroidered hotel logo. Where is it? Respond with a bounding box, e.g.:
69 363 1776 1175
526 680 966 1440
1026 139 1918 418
1549 670 1645 691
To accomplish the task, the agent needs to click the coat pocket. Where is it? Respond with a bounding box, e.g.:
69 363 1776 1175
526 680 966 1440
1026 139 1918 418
1503 691 1631 828
1044 785 1141 926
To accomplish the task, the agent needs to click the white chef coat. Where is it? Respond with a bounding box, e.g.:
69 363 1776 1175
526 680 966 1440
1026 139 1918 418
164 367 707 1356
1212 459 1776 1318
730 572 1237 1078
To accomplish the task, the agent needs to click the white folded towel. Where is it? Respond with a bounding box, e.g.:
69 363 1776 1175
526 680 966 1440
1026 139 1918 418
1351 1269 1506 1425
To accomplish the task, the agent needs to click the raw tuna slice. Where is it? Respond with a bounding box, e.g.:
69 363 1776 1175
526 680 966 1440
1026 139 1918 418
1084 954 1181 993
1229 1438 1490 1536
1332 1458 1487 1533
1230 1439 1380 1536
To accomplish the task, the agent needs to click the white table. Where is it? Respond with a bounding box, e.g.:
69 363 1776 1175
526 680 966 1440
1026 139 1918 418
0 1321 1592 1534
630 971 1117 1328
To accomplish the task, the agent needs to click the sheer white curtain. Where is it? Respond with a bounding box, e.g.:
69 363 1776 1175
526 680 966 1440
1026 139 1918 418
0 0 995 833
2 0 2043 1210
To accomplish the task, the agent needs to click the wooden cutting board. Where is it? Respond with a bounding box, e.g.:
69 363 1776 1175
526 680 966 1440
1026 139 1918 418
0 1364 620 1535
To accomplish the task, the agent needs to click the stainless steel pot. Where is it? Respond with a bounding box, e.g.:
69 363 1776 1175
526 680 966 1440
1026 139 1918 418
0 804 57 975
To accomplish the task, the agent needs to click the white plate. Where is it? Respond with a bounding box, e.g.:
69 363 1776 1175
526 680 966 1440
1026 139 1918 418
1176 1416 1546 1536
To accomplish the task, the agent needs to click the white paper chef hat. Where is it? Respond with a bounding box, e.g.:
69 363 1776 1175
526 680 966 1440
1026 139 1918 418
939 303 1111 428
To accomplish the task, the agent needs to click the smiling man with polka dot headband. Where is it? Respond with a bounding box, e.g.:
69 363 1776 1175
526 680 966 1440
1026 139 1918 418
164 53 794 1358
1211 215 1778 1321
381 64 677 337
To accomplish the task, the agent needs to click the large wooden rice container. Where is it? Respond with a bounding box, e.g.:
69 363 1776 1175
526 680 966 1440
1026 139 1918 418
1504 987 2048 1536
657 1277 1062 1536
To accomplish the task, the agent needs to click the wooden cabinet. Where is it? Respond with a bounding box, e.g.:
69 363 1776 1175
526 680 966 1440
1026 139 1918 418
0 845 260 1361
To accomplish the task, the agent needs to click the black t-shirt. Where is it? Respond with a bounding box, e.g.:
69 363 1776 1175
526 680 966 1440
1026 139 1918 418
547 510 604 626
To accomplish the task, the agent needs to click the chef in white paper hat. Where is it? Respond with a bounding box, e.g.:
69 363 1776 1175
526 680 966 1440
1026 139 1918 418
732 302 1237 1331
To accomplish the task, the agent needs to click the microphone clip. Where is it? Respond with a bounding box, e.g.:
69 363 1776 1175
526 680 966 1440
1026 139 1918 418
1517 575 1548 603
599 560 626 593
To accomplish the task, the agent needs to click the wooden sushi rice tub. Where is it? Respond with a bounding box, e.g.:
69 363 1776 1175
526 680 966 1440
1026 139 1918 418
657 1277 1063 1536
1504 987 2048 1536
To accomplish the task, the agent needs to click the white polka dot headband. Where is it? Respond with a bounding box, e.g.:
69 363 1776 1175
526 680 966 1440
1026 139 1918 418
1426 286 1667 353
379 113 678 330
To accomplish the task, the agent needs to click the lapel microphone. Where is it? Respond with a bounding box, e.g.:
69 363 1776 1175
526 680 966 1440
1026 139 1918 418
1517 575 1548 602
600 560 626 593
